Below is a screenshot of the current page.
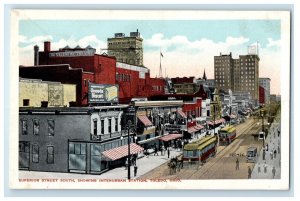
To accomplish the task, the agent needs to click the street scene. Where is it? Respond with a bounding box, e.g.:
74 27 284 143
17 12 284 183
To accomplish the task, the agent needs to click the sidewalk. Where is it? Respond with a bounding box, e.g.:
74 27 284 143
19 147 182 179
251 116 281 179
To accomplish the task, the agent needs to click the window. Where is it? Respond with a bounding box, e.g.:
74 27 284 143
48 119 55 136
23 99 30 106
115 118 118 132
33 119 39 135
101 119 104 134
108 119 112 133
47 146 54 164
93 119 97 135
21 120 28 135
32 144 39 163
69 143 86 155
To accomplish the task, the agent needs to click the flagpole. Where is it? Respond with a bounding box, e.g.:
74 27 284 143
159 49 162 78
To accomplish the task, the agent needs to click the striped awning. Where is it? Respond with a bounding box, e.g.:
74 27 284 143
137 115 153 126
159 134 182 142
207 118 225 125
177 110 187 118
188 124 204 133
102 143 144 161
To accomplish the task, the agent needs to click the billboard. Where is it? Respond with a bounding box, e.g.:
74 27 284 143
88 83 119 103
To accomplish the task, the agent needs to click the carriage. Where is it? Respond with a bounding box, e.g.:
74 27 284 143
182 136 217 162
218 125 237 145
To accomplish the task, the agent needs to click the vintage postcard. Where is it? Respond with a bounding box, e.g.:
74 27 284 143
9 9 290 189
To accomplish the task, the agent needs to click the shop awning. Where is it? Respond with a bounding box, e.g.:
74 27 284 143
188 124 204 133
177 110 187 118
138 115 153 126
207 118 225 125
102 143 144 161
159 134 183 142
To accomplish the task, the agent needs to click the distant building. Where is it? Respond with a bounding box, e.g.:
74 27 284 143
259 86 266 105
214 52 234 92
259 78 271 104
171 77 197 94
270 94 277 103
107 30 143 66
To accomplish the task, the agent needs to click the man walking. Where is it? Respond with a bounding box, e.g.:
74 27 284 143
134 165 138 177
167 148 170 159
248 166 252 179
272 166 276 179
235 158 239 170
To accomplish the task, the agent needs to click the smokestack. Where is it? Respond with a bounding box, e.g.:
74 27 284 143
34 45 39 65
44 41 51 52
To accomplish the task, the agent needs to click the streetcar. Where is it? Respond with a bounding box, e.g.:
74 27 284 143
218 125 237 145
182 136 217 162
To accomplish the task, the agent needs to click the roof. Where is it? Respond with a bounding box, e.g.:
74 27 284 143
220 125 236 133
159 134 182 142
102 143 144 161
184 136 216 151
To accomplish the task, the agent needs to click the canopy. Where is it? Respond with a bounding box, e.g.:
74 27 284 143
102 143 144 161
159 134 182 142
177 110 187 118
137 115 153 126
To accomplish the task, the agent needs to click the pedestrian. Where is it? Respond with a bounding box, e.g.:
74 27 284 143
154 145 158 156
272 166 276 179
167 148 170 159
278 145 280 154
134 165 138 177
258 164 261 173
264 163 267 173
248 166 252 179
161 146 163 156
235 158 239 170
270 151 273 160
274 150 277 158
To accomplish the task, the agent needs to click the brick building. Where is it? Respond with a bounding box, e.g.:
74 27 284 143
259 86 266 105
20 41 165 105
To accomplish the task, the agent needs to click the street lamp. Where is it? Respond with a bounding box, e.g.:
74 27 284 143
122 120 136 179
260 109 266 160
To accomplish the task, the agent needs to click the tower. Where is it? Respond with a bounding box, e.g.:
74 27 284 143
34 45 39 66
107 30 143 66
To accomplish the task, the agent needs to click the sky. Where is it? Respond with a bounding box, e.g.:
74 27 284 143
19 20 281 94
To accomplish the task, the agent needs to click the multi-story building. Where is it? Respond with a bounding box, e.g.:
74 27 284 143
107 30 143 66
18 106 141 174
238 54 260 104
214 52 234 92
259 78 271 104
214 52 260 105
259 86 266 105
20 41 165 105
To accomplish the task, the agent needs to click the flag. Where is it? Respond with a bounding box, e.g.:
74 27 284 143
161 52 164 57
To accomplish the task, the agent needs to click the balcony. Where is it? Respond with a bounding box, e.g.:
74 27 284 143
90 131 123 141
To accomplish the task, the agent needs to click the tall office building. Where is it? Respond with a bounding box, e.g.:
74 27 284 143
259 78 271 104
107 30 143 66
214 52 234 92
214 52 260 104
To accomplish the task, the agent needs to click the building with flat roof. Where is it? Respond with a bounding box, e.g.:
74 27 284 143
259 78 271 104
107 30 143 66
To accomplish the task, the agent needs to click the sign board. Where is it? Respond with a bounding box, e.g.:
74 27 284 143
49 49 95 57
88 83 119 103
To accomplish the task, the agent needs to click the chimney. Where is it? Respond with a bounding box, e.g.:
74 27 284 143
44 41 51 52
34 45 39 65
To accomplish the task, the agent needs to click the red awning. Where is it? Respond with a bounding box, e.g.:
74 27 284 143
195 124 204 130
138 115 153 126
159 134 182 142
102 143 144 161
188 127 197 133
177 110 187 118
